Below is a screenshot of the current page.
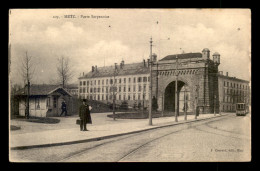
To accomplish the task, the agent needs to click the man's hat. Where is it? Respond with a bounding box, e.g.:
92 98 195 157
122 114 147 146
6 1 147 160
82 99 87 102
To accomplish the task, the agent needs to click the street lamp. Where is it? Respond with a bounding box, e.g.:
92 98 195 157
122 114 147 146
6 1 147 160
195 85 200 120
148 37 153 126
175 56 178 122
184 85 187 121
214 95 216 116
112 63 119 121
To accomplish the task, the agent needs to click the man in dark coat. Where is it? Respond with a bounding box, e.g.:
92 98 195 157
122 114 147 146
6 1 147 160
196 106 200 116
60 100 67 116
79 99 92 131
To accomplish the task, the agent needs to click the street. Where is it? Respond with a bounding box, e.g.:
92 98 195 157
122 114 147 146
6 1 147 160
10 113 251 162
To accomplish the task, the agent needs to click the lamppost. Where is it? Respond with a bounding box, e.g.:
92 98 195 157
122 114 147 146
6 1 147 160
184 85 187 121
195 85 200 120
148 37 153 126
214 95 216 116
175 56 179 122
112 63 118 121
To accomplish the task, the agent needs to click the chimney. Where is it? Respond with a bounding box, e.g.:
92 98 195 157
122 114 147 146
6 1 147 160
121 60 124 66
147 59 150 67
92 66 94 72
120 62 123 69
95 65 97 72
143 59 146 67
226 72 228 76
114 63 117 70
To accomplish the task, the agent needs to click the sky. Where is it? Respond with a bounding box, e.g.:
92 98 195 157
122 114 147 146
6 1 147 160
9 9 251 86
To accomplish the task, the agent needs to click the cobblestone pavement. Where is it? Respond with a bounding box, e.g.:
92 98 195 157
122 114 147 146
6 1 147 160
10 113 251 162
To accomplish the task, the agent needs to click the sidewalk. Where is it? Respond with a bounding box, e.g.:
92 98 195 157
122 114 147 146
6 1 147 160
10 113 228 149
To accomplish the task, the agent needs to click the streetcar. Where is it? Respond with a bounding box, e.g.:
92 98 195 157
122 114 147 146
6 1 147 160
236 103 248 116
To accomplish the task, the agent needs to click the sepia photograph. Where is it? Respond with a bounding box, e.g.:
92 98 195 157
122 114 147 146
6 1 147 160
8 8 251 162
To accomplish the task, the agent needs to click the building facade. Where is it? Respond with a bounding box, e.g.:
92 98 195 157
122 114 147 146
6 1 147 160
78 48 250 114
78 59 152 108
218 72 250 112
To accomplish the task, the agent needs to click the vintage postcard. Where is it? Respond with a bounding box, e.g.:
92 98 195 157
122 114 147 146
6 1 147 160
9 8 251 162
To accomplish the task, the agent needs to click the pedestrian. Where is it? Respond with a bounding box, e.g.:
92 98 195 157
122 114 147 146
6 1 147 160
79 99 92 131
196 106 200 117
60 100 67 116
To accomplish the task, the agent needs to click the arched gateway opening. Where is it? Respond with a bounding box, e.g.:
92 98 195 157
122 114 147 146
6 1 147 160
164 81 191 114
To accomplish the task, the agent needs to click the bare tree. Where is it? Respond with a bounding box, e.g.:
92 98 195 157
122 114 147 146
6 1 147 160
20 51 35 119
56 56 74 88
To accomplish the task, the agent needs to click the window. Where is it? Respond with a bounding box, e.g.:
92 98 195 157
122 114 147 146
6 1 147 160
138 94 140 100
83 81 86 86
102 87 104 93
123 95 126 100
94 88 96 93
143 85 146 92
128 86 131 92
98 95 100 100
102 80 104 85
98 80 100 85
128 95 130 100
133 94 136 100
133 77 136 83
227 82 229 87
87 87 89 93
139 85 142 92
119 86 121 92
138 77 142 82
98 88 100 93
133 85 136 92
119 78 121 84
102 95 104 100
83 88 85 93
106 95 108 100
115 79 117 84
110 79 113 84
124 86 126 92
129 78 131 83
148 76 150 82
94 80 96 85
87 81 89 85
106 79 108 85
90 88 92 93
80 81 82 86
119 95 121 100
124 78 126 83
143 77 147 82
80 88 82 93
46 97 50 107
224 81 225 86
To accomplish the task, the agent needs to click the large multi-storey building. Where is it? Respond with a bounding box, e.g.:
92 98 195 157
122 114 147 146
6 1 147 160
78 48 250 114
78 57 155 107
218 71 250 112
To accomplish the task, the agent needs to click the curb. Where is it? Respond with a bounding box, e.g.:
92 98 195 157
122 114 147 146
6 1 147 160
11 114 229 150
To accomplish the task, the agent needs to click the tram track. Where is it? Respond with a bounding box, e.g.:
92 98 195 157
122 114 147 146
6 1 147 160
58 114 232 162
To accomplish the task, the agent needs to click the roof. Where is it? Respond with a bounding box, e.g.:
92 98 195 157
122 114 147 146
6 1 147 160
66 83 78 89
213 52 220 56
15 84 72 96
159 52 202 61
218 74 250 83
79 62 150 79
202 48 210 52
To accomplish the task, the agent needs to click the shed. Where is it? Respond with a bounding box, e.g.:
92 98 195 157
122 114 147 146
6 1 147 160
15 84 72 117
